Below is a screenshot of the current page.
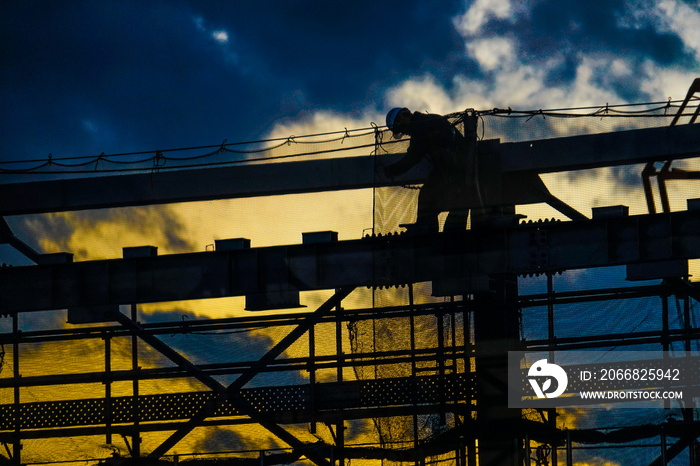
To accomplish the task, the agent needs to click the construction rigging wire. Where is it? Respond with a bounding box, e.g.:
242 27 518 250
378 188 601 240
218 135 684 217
0 99 697 176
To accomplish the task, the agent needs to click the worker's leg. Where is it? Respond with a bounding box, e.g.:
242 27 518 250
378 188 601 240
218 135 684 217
442 180 471 232
444 209 469 232
412 179 441 233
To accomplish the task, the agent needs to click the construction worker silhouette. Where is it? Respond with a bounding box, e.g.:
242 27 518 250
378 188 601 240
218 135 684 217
383 107 477 233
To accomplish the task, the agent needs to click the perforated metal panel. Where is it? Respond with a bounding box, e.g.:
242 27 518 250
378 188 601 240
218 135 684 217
1 399 104 429
360 374 471 406
0 374 472 431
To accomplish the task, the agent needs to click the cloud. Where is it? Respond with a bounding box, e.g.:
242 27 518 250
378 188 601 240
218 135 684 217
194 428 249 453
385 54 623 117
192 15 238 64
13 205 196 261
466 37 516 72
625 0 700 59
448 0 698 109
266 111 378 142
660 1 700 57
386 76 461 115
212 30 229 44
640 60 699 103
453 0 521 36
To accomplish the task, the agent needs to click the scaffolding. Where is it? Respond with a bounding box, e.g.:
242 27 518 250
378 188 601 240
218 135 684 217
0 89 699 465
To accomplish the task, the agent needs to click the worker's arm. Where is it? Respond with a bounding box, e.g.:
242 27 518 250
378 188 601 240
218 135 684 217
383 145 424 179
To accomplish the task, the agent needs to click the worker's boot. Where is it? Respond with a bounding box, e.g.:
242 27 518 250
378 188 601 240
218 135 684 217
400 221 438 235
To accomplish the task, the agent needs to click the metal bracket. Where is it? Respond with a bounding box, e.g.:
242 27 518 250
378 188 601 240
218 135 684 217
643 78 700 214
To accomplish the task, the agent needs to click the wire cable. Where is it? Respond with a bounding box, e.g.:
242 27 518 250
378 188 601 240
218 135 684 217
1 99 695 177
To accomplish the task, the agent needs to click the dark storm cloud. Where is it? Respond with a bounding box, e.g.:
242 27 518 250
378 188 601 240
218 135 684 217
0 1 468 165
493 0 687 63
610 164 643 187
468 0 693 102
10 205 196 260
531 1 678 57
194 428 251 454
1 1 256 159
186 1 468 106
3 0 696 168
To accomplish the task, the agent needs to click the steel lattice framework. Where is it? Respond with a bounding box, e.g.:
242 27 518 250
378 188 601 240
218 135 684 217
0 95 700 464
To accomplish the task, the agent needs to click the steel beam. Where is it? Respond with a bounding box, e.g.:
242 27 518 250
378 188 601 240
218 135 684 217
1 209 699 313
0 402 472 442
0 124 697 216
500 123 700 173
0 373 472 432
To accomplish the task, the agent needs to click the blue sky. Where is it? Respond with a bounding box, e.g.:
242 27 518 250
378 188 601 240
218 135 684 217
2 2 700 463
2 0 699 164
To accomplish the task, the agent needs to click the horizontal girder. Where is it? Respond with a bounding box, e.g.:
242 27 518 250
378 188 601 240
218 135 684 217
0 373 471 437
0 208 699 313
0 124 697 215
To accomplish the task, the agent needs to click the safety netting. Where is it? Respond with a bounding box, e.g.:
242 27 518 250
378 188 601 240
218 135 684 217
356 101 700 465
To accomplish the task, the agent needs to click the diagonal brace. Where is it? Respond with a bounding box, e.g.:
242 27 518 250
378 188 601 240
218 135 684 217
147 287 354 462
117 308 334 465
649 435 699 466
0 217 43 264
115 313 227 396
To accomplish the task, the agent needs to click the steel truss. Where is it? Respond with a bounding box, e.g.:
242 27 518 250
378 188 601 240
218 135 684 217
0 291 476 464
0 96 699 464
1 276 699 464
0 208 699 464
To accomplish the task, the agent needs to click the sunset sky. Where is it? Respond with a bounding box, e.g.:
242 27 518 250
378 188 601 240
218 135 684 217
1 0 698 300
2 1 700 464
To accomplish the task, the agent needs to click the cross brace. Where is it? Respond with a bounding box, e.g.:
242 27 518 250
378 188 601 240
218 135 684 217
145 287 352 461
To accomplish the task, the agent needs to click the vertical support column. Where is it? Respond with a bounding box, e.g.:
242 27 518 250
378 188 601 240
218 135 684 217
104 332 112 445
309 324 316 435
11 313 20 465
547 273 558 466
661 429 668 466
464 309 477 466
547 273 555 350
130 304 141 458
436 311 447 426
662 293 671 411
335 297 344 466
473 271 521 465
451 305 460 376
471 207 523 465
451 305 466 466
335 423 344 466
682 294 696 466
336 299 343 382
662 294 669 352
525 434 531 465
684 294 692 354
408 284 421 466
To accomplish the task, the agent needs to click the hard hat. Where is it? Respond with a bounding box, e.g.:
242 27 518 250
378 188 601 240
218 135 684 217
386 107 409 135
